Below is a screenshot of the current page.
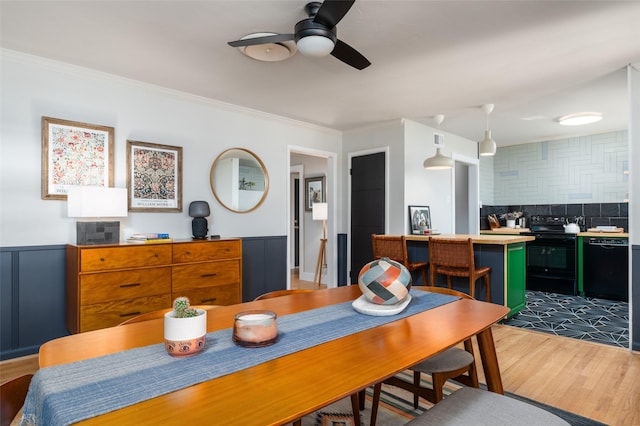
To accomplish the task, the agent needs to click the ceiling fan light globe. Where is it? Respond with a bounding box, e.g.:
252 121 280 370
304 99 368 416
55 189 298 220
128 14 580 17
479 130 497 156
296 35 335 57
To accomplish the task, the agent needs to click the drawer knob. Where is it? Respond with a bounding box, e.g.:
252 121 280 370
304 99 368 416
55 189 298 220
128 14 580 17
100 258 105 262
201 273 218 278
120 283 141 288
201 297 217 303
120 311 141 318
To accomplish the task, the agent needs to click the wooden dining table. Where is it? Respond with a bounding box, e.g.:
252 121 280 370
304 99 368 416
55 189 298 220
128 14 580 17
38 285 509 425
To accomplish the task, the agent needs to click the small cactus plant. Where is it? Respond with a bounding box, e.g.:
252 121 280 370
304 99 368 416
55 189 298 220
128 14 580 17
172 297 201 318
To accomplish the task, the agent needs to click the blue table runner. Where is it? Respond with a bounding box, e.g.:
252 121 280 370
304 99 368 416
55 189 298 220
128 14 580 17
21 290 458 425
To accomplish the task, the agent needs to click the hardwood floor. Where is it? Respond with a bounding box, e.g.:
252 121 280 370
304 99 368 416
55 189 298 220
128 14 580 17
2 282 638 425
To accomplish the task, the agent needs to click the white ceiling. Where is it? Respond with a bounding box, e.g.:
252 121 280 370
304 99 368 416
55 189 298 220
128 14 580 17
2 0 640 146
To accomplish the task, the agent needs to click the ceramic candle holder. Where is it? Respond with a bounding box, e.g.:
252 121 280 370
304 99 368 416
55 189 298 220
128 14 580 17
232 310 278 347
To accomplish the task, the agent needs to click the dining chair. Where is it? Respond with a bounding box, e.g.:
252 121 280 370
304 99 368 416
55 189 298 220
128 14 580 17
405 387 569 425
428 237 491 301
118 305 220 325
371 234 429 285
255 288 361 426
253 289 314 300
369 286 479 426
1 374 33 426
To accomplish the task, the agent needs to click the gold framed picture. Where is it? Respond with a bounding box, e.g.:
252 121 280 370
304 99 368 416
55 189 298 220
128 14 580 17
41 117 114 200
126 140 182 212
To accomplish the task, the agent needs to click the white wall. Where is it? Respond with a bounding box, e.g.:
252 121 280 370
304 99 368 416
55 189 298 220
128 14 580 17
342 120 404 234
0 50 341 247
403 119 478 234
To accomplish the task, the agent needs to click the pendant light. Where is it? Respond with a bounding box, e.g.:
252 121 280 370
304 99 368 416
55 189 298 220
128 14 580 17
479 104 497 156
423 114 454 170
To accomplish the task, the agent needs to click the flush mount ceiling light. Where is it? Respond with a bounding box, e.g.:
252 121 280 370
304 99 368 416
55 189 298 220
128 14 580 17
479 104 497 156
557 112 603 126
296 34 336 57
237 32 297 62
424 114 454 170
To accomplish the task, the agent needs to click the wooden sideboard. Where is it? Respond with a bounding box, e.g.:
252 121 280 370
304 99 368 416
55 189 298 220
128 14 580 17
66 239 242 333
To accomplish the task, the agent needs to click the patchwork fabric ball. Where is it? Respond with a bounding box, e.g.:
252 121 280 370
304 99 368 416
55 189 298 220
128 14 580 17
358 258 412 305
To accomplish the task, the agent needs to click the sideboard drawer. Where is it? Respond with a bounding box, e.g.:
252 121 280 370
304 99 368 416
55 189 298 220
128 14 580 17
67 239 241 334
172 260 240 291
80 267 171 305
80 245 171 272
79 294 172 332
176 284 240 306
172 241 241 263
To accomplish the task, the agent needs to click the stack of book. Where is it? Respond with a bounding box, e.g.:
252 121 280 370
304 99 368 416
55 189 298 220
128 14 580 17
126 233 172 244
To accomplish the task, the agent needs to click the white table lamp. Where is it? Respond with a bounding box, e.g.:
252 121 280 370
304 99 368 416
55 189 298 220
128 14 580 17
67 186 128 245
312 202 328 286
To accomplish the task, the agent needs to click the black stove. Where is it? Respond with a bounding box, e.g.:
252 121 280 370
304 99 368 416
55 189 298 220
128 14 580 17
524 215 582 295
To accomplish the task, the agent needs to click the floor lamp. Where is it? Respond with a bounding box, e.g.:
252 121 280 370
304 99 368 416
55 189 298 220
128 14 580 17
313 202 328 286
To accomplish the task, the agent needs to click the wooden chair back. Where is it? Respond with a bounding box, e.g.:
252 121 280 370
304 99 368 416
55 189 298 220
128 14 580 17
428 237 475 270
371 234 407 264
371 234 429 285
412 285 473 300
254 289 314 301
1 374 33 426
118 305 220 325
428 237 491 301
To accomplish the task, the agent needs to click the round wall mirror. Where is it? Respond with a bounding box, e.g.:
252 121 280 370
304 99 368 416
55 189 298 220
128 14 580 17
210 148 269 213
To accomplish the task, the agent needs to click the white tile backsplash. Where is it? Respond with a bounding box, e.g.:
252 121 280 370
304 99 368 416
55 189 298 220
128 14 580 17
481 131 628 205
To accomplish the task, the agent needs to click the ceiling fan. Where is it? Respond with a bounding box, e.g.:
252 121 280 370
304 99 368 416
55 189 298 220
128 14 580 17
228 0 371 70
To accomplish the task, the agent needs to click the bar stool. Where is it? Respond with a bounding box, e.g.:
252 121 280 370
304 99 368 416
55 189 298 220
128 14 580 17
428 237 491 302
371 234 429 285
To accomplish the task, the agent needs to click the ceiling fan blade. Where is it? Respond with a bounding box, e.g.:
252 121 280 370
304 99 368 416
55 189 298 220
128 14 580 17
331 39 370 70
313 0 356 28
228 33 294 48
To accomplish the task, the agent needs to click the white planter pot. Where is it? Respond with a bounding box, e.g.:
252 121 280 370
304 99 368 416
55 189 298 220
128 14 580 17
506 219 516 228
164 309 207 357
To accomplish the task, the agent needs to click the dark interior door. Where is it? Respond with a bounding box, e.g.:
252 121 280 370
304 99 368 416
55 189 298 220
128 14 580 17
294 178 300 267
350 152 385 283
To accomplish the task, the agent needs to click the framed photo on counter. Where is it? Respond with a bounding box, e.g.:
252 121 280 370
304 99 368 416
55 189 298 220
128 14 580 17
409 205 432 234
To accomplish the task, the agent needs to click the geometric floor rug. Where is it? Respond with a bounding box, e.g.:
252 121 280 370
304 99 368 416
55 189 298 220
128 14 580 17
301 370 606 425
501 290 629 348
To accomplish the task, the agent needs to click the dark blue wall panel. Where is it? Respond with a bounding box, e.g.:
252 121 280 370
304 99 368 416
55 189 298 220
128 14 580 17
1 245 68 360
241 236 287 302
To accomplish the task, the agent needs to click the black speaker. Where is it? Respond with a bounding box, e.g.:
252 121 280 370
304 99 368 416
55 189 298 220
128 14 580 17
191 217 208 239
189 201 210 239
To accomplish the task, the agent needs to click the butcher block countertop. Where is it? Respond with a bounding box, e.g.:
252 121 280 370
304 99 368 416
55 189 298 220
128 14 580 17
579 231 629 238
480 228 530 235
406 234 535 245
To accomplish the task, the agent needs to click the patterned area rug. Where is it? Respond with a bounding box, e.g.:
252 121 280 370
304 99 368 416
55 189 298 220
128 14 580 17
302 371 605 426
502 290 629 348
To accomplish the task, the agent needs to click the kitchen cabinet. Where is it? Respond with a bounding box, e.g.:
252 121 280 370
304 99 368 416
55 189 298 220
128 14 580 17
66 239 242 333
406 234 532 318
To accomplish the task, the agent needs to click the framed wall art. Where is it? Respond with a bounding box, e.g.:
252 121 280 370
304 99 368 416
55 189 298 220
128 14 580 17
126 140 182 212
409 205 432 234
305 176 325 211
41 116 114 200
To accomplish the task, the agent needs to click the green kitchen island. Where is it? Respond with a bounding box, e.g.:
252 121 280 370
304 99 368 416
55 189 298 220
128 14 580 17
405 234 534 318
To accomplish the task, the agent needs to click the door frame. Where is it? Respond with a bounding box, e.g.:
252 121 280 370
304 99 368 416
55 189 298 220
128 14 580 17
347 147 389 283
287 145 338 288
290 164 304 284
451 152 480 234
